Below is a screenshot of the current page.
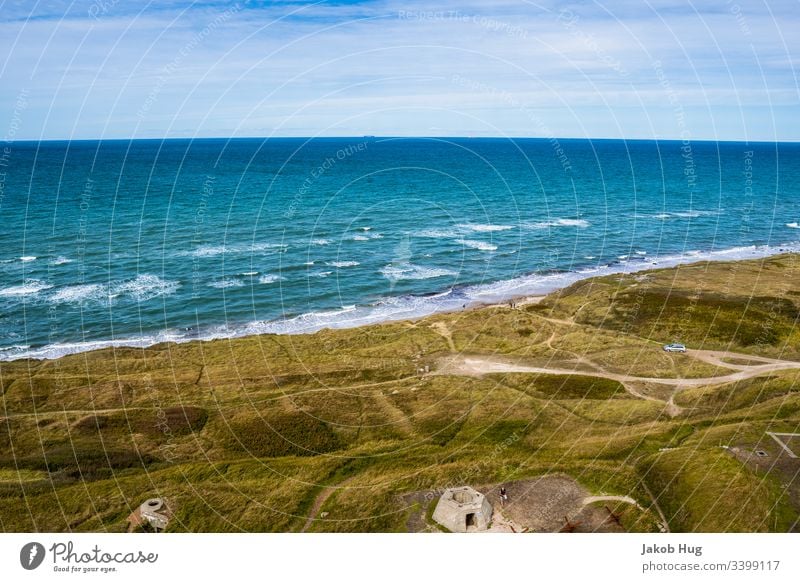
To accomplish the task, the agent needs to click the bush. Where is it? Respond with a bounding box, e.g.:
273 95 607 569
74 415 110 432
601 290 797 347
15 445 157 480
641 448 797 532
225 412 341 457
152 406 208 436
74 407 208 438
501 374 625 399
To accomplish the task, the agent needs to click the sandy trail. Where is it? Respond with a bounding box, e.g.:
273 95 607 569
301 476 356 532
438 351 800 390
430 321 456 352
686 349 795 370
665 393 683 417
582 495 643 509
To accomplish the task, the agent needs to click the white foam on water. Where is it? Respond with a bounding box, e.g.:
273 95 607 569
673 210 720 218
187 242 287 258
114 274 179 302
0 280 53 297
327 261 360 268
348 232 382 241
237 294 467 336
457 243 798 305
314 305 358 318
187 245 229 258
527 218 590 229
50 283 106 304
458 239 498 252
311 238 331 245
380 263 457 281
645 210 720 220
0 345 31 353
417 225 512 239
415 228 458 239
787 222 800 229
2 331 187 361
50 256 73 265
47 274 179 304
20 256 37 262
310 271 332 278
457 224 514 232
6 241 800 362
208 278 245 289
241 271 259 276
258 274 284 284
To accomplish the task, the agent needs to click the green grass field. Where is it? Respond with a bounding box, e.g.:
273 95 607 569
1 254 799 532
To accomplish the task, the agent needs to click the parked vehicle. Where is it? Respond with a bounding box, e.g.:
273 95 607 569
663 343 687 353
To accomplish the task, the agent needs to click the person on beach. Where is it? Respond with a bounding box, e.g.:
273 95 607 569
500 486 508 505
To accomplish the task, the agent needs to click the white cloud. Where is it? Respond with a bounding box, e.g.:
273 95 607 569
0 0 797 140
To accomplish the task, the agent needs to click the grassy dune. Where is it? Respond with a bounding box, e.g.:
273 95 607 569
1 254 799 532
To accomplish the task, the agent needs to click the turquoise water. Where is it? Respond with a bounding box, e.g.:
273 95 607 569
1 137 798 360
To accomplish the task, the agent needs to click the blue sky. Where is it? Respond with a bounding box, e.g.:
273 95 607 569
1 0 797 140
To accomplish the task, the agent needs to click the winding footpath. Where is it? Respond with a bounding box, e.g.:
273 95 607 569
439 350 800 389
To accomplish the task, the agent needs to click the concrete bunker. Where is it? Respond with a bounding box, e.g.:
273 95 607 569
432 486 492 532
127 497 171 532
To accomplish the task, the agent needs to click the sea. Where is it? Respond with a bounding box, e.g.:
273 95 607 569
1 137 798 360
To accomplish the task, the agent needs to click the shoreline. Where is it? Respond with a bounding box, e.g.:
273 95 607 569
2 243 798 362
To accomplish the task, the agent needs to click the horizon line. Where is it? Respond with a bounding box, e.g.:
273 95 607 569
6 135 800 145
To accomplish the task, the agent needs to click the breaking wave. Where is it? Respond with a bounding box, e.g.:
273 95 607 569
4 242 800 362
49 275 179 304
0 280 54 297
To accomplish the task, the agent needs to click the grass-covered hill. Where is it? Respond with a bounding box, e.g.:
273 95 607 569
1 254 799 532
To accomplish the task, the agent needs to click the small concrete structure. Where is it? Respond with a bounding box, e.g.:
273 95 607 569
432 486 492 532
127 497 171 532
140 498 169 529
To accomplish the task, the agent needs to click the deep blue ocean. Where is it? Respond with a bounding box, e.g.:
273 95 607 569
1 137 798 360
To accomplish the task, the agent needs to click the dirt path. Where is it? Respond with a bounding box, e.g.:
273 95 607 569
300 476 356 533
582 495 643 510
430 321 456 352
1 406 151 420
1 376 413 420
544 329 558 351
513 295 546 308
486 506 526 533
619 382 668 405
537 314 578 328
372 390 414 436
438 353 800 390
665 393 683 417
641 481 671 533
687 350 796 370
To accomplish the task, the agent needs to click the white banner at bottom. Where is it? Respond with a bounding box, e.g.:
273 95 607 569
1 533 797 581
